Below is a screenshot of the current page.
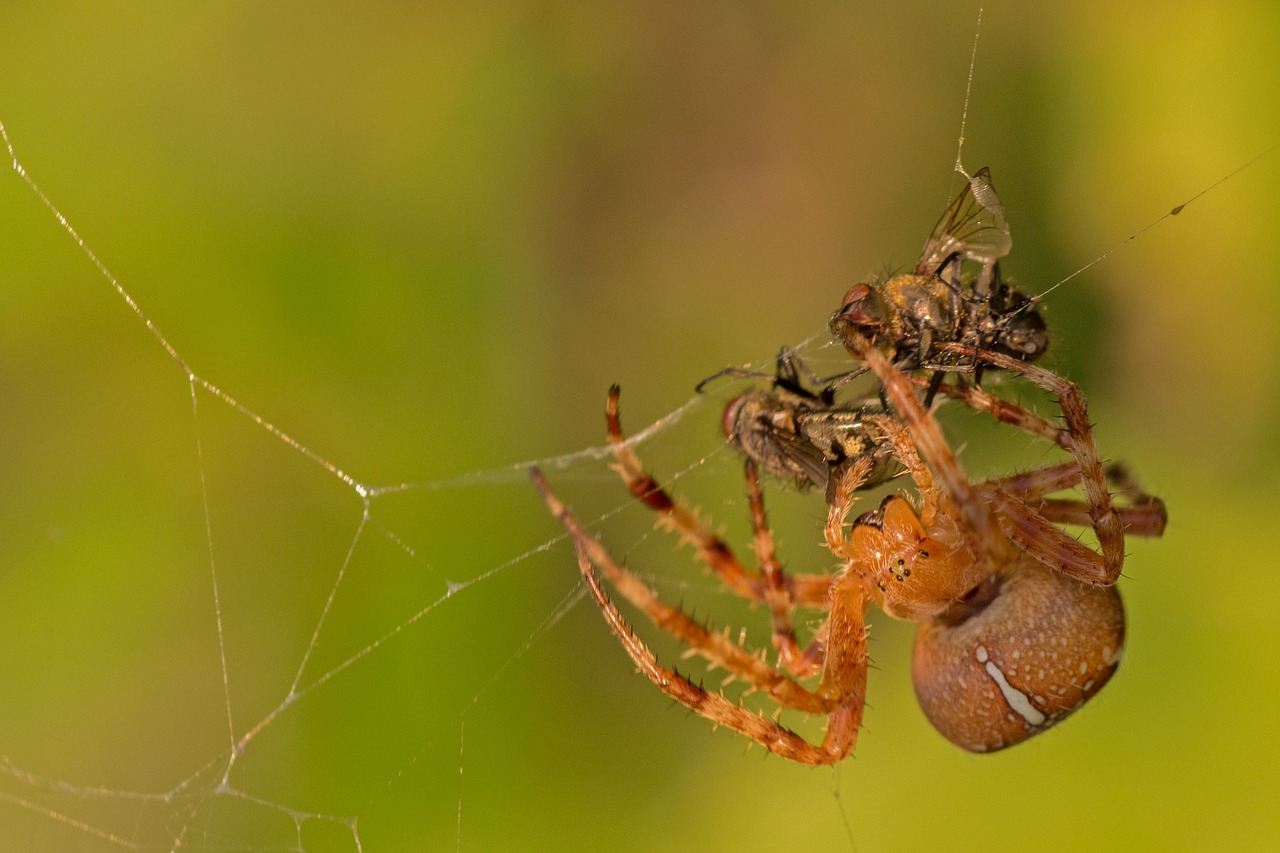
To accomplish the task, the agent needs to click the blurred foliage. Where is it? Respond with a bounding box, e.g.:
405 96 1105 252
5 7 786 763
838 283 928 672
1 2 1279 851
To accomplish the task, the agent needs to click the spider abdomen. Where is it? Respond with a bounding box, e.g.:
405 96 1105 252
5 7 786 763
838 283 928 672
911 558 1125 753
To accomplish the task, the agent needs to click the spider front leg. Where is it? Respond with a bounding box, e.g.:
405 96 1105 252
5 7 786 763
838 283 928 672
532 467 831 712
604 383 872 676
569 539 851 764
742 458 823 677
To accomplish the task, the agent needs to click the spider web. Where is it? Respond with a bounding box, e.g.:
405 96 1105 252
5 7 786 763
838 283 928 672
2 5 1279 852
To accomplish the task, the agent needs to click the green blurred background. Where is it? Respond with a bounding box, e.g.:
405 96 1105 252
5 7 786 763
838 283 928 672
2 2 1278 851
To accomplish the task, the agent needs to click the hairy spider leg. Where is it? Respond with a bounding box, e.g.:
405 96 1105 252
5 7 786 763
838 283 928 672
862 344 1018 573
927 341 1133 585
603 386 828 616
913 366 1167 541
532 467 836 712
530 463 874 765
981 461 1167 537
742 459 823 676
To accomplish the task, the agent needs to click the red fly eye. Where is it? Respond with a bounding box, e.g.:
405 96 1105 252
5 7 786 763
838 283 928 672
721 395 744 439
833 283 888 335
840 283 872 311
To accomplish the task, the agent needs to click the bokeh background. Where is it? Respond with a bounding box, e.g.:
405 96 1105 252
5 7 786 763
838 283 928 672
1 2 1278 851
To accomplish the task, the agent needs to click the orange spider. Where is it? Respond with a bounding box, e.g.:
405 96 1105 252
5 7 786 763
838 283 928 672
530 346 1164 761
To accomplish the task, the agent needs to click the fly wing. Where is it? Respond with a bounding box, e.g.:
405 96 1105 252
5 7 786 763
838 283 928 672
915 167 1013 275
764 427 833 491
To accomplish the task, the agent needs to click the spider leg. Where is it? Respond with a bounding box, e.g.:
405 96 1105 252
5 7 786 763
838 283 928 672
1026 497 1166 536
603 384 830 607
531 466 867 763
926 375 1167 534
983 460 1082 498
532 466 852 714
982 459 1166 533
821 456 881 561
917 367 1165 581
933 342 1131 585
923 377 1070 450
572 540 863 765
979 485 1123 579
743 459 822 678
1103 462 1169 524
860 344 1019 568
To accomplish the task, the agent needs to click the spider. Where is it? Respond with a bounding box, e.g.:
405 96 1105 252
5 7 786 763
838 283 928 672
829 167 1048 388
530 345 1165 761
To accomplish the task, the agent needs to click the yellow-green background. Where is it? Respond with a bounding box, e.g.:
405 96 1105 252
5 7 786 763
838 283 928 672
1 3 1277 851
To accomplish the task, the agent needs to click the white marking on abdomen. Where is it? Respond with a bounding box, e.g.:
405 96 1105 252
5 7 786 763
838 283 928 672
976 645 1046 726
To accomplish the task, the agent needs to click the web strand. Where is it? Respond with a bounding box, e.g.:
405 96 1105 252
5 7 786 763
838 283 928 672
952 4 984 184
1 116 391 852
2 12 1277 843
1035 137 1280 303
